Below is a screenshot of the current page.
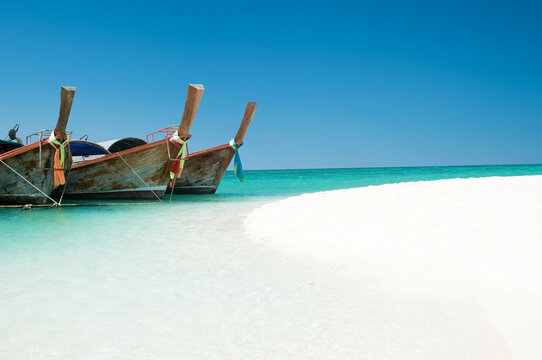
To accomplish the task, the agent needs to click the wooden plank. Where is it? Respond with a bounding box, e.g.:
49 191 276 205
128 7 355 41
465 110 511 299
178 84 204 138
55 86 76 139
234 102 257 144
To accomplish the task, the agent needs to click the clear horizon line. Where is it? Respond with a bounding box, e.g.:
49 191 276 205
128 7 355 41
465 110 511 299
233 162 542 172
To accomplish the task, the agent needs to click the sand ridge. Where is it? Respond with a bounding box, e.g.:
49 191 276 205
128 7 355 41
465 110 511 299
245 176 542 359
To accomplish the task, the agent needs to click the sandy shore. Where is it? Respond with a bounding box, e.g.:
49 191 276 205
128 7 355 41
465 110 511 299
245 176 542 359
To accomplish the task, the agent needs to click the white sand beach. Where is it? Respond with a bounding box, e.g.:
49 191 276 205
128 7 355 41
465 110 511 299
245 176 542 359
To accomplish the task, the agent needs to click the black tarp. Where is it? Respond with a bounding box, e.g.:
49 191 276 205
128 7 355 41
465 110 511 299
107 138 146 153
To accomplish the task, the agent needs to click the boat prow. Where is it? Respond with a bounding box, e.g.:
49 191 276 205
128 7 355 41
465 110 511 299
170 101 257 194
0 86 76 205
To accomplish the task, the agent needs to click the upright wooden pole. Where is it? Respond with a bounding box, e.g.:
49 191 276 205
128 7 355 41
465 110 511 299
55 86 77 140
178 84 204 139
234 102 257 145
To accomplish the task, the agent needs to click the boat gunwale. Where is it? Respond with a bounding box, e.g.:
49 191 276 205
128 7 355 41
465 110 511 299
0 140 44 161
72 141 233 170
187 143 232 157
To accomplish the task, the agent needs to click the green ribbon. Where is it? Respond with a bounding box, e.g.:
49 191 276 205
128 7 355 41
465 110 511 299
48 132 68 166
169 132 188 181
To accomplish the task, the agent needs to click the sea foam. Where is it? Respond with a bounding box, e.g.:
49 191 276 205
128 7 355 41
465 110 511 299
245 176 542 359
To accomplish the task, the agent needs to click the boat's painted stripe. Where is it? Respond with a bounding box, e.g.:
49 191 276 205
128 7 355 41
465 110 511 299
0 140 43 160
175 186 216 190
187 144 231 158
61 189 166 200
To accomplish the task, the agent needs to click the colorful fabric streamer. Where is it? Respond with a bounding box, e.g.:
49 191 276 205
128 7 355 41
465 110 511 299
229 139 243 182
47 132 69 188
169 131 188 187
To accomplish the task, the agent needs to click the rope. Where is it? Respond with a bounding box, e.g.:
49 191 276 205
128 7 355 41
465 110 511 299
58 165 72 205
229 139 244 181
169 168 178 202
0 158 59 205
116 152 163 202
1 202 161 209
169 131 189 187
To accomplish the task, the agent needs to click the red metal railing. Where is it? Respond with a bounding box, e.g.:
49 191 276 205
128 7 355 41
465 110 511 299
146 125 178 143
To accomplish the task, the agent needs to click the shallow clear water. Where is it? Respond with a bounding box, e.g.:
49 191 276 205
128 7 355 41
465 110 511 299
1 164 541 359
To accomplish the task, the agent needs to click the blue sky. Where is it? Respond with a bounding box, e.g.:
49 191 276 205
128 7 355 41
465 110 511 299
1 0 541 169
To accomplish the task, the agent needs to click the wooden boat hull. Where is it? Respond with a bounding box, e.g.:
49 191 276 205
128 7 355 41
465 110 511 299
170 144 234 194
58 140 171 200
0 141 71 205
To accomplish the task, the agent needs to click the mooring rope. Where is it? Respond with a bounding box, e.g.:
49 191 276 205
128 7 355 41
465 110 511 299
58 165 72 205
0 158 59 206
169 169 178 202
0 202 161 209
116 152 163 202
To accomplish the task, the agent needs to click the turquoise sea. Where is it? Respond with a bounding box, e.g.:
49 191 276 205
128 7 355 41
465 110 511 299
210 163 542 199
1 164 541 359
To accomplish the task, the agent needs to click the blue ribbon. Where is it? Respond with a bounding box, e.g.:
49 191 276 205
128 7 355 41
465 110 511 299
229 139 244 181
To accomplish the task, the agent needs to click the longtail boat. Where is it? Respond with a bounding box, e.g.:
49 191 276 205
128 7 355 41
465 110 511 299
57 84 204 200
169 102 257 194
0 86 76 205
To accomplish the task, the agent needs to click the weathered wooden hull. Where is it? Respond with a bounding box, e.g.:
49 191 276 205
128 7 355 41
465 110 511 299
0 141 71 205
170 144 234 194
58 140 171 200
